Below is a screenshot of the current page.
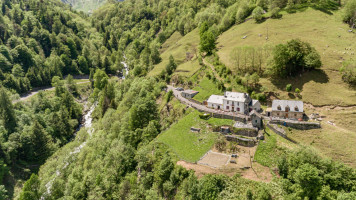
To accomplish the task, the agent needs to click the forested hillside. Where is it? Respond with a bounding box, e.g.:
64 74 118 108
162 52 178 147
1 0 356 199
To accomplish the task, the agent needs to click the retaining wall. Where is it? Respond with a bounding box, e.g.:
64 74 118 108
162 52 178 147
266 123 297 144
232 127 259 137
225 135 255 147
270 119 321 130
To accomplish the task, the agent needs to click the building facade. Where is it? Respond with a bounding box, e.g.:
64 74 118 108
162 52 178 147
207 91 260 114
271 100 304 120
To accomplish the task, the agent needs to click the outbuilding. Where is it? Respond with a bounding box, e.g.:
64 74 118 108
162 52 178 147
181 90 199 99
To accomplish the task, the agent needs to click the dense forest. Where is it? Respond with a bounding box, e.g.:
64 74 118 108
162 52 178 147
0 0 356 199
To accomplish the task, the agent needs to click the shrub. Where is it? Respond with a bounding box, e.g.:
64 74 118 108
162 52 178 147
199 113 211 120
270 7 282 19
340 60 356 85
295 88 301 94
252 6 264 23
236 1 252 24
286 84 292 92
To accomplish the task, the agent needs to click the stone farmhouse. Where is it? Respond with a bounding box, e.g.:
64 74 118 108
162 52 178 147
267 100 304 120
207 91 261 115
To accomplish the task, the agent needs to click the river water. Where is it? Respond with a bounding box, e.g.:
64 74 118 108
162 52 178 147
120 55 129 79
41 103 96 199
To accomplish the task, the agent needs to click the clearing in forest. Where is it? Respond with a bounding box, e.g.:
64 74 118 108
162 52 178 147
149 29 201 77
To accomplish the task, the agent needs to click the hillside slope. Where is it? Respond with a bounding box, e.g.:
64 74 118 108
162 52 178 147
217 8 356 106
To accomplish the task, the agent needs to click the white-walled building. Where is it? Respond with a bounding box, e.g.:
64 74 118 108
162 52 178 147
207 95 224 109
207 91 261 114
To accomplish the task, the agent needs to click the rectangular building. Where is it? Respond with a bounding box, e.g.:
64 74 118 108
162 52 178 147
271 100 304 120
181 90 199 99
207 91 261 115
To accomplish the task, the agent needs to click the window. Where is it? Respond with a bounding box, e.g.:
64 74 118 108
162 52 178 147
285 106 290 112
295 106 299 111
295 114 297 117
226 106 230 110
277 105 281 110
237 108 240 112
277 113 279 116
227 101 229 104
232 102 234 106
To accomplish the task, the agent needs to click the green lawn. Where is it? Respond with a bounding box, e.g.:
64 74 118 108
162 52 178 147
157 110 218 162
149 29 201 77
175 59 202 77
254 127 295 167
192 77 223 102
217 8 356 106
205 117 235 127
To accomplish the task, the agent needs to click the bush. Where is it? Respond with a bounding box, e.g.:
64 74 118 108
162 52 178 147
343 0 356 26
295 88 301 94
286 84 292 92
270 7 282 19
340 60 356 85
236 2 252 24
199 113 211 120
252 6 264 23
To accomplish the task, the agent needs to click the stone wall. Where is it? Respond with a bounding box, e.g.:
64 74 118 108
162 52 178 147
266 123 297 144
232 127 258 137
225 135 255 147
270 119 321 130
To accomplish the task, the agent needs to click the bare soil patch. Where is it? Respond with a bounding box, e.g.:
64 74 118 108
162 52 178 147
198 151 230 168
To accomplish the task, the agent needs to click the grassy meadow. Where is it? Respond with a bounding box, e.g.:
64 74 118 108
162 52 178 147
149 29 201 77
192 77 223 102
157 110 218 162
254 126 297 167
217 8 356 106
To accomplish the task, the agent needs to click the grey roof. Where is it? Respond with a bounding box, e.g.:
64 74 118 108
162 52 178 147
252 99 260 106
207 95 224 105
223 91 249 102
182 90 199 95
272 100 304 112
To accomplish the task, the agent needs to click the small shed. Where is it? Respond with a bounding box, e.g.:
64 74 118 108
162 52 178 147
181 90 199 99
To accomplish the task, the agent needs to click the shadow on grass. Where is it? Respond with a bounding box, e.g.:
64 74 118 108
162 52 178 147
269 69 329 91
285 1 339 15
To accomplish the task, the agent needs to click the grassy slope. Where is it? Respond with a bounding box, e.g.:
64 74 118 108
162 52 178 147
149 29 201 77
217 8 356 106
205 117 235 126
192 77 223 102
255 126 297 167
288 106 356 167
157 110 218 162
